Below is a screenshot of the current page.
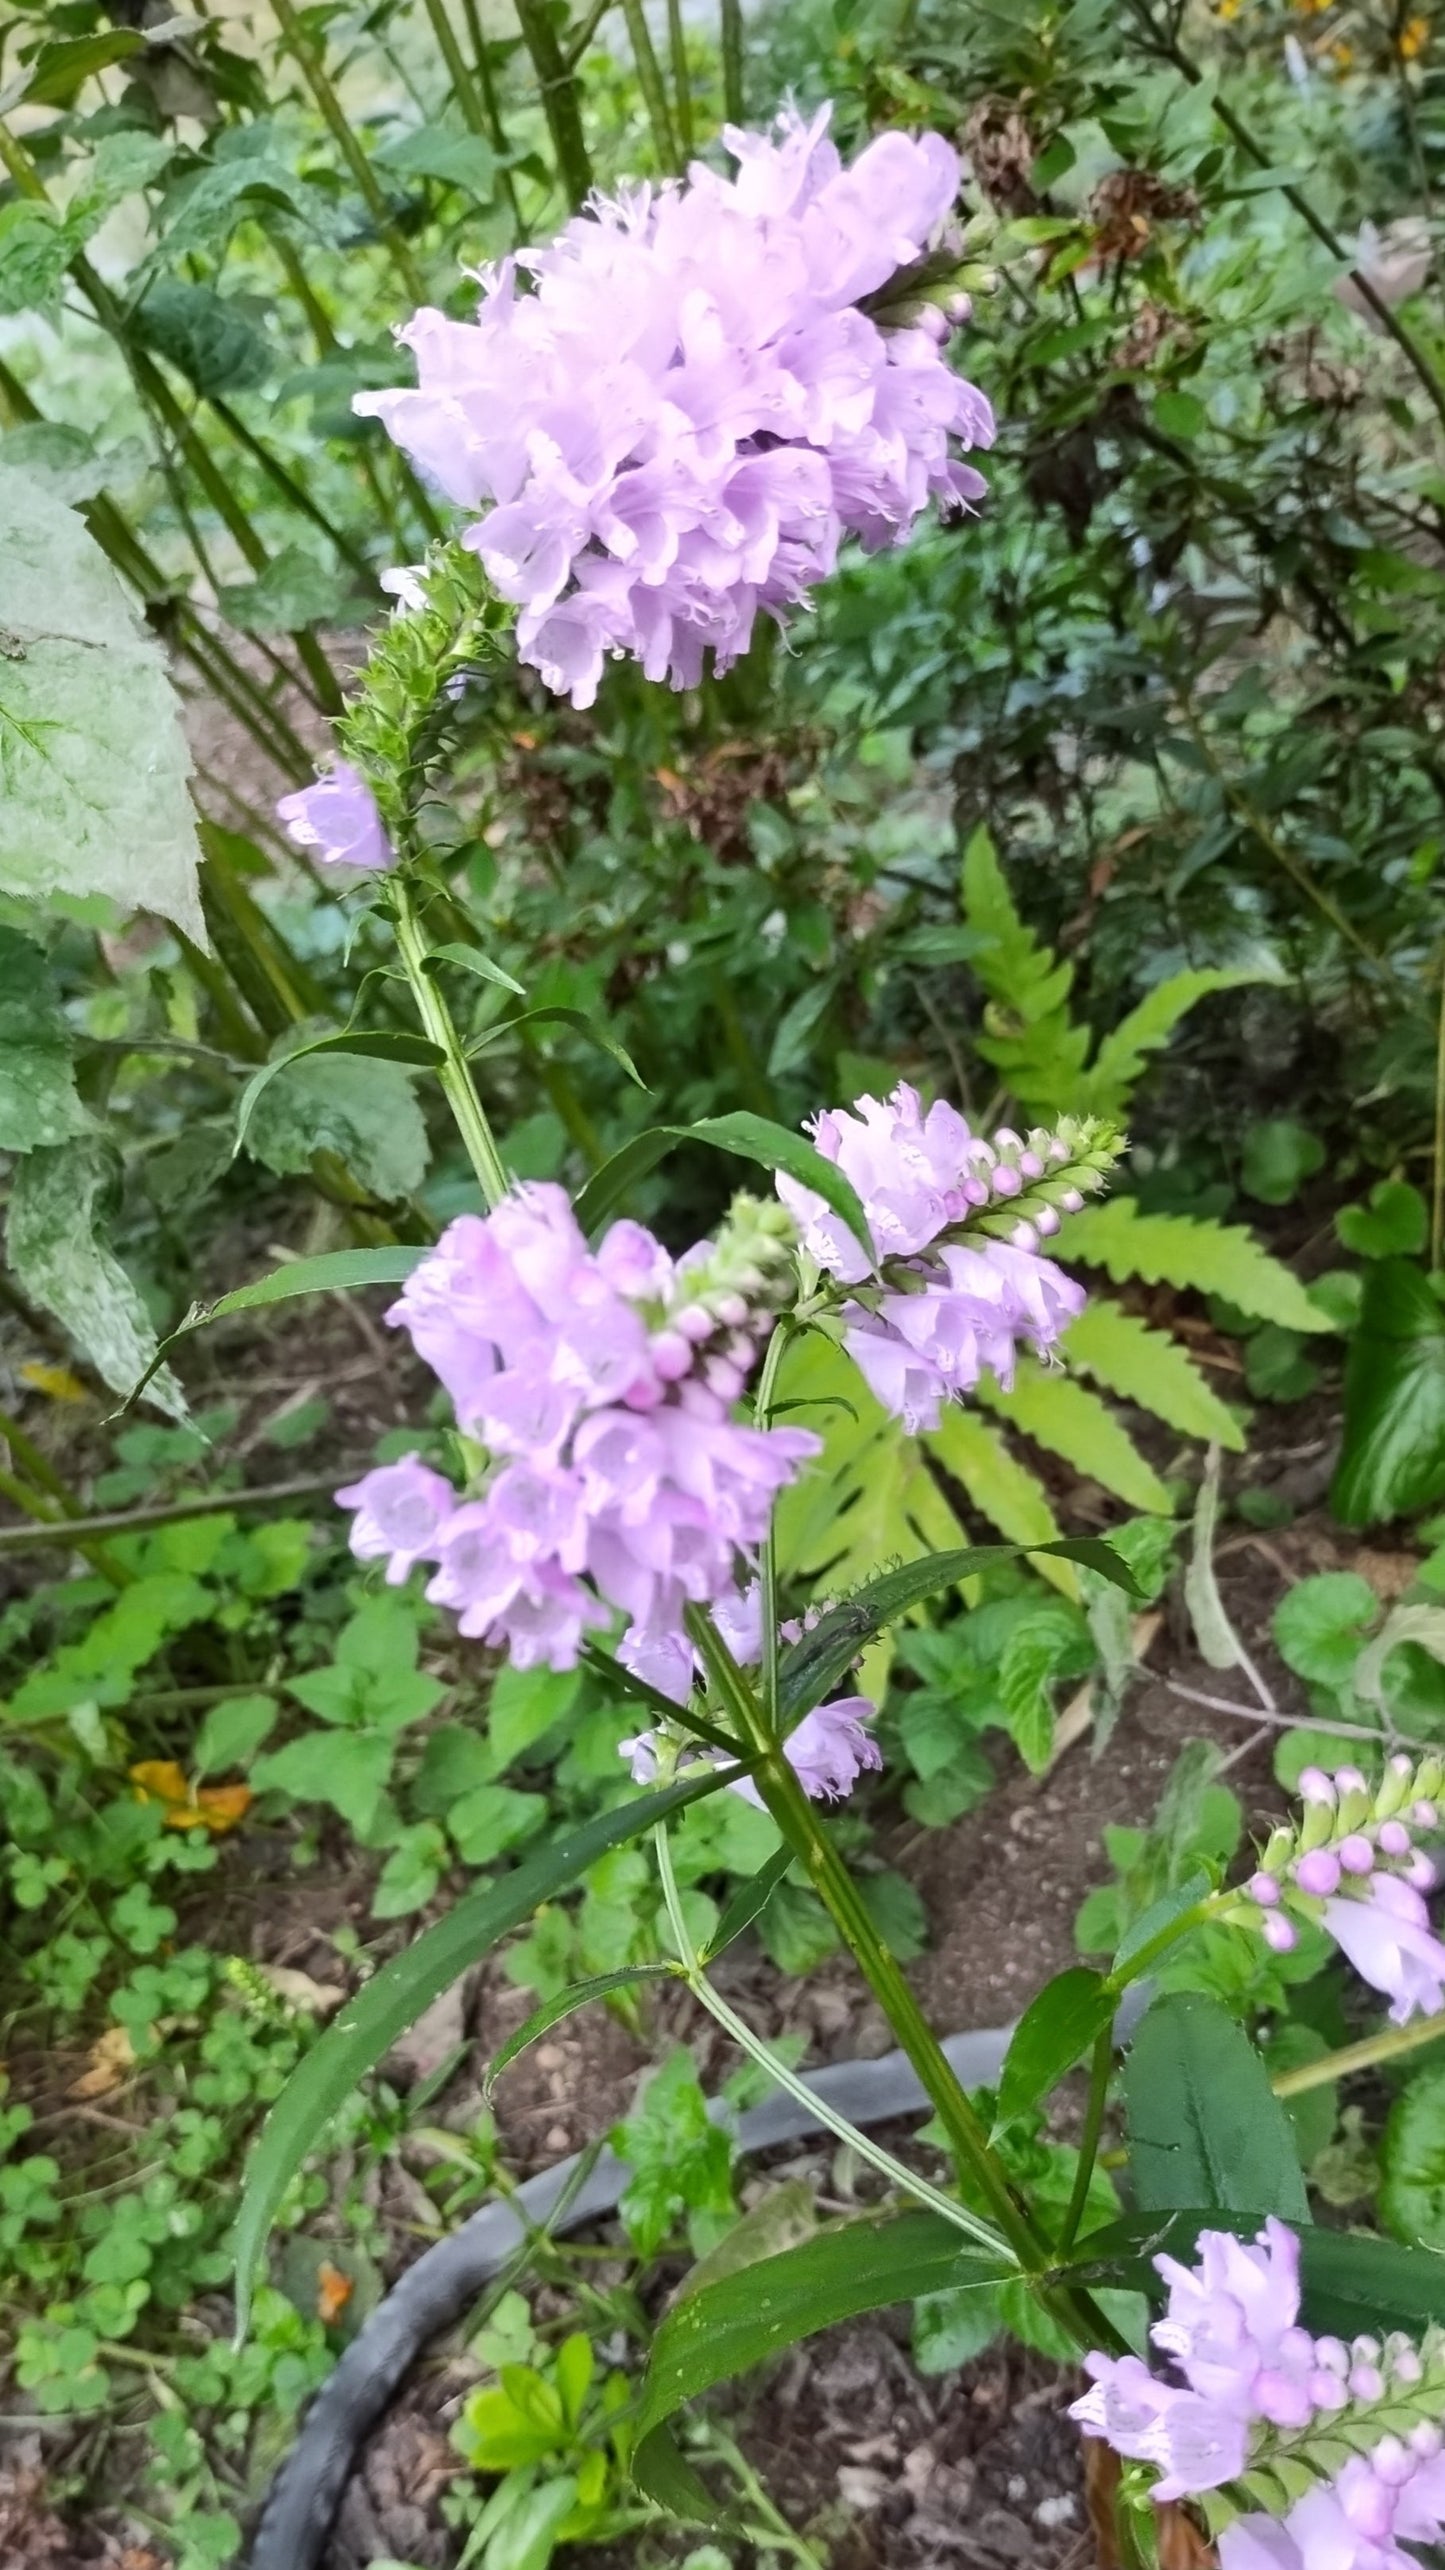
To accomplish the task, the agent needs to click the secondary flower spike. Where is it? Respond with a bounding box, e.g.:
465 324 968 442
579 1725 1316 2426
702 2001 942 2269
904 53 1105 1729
277 761 394 872
776 1084 1117 1431
1241 1756 1445 2023
357 104 994 707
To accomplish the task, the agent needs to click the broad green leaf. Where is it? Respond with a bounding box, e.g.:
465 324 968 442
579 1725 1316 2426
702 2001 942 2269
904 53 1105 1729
634 2215 1015 2516
234 1031 443 1156
484 1966 678 2097
575 1116 875 1266
1060 1200 1333 1335
372 124 498 195
8 1140 187 1420
1332 1262 1445 1526
243 1048 430 1200
1241 1120 1326 1207
0 422 110 506
981 1364 1172 1514
996 1968 1114 2128
0 202 73 316
1272 1573 1378 1688
21 30 143 102
1380 2061 1445 2251
1081 969 1270 1118
131 280 270 395
218 547 364 636
1122 1993 1308 2218
0 474 204 942
194 1694 278 1777
1064 1299 1243 1450
1072 2210 1445 2337
251 1731 392 1833
1336 1182 1428 1261
0 927 91 1152
231 1768 731 2331
448 1782 548 1865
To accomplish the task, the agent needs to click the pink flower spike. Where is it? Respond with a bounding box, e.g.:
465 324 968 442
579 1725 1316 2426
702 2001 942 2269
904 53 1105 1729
1322 1872 1445 2022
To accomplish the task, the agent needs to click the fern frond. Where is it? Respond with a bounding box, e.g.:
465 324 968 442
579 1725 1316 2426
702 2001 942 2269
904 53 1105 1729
979 1361 1174 1512
773 1331 965 1589
1065 1298 1245 1451
960 826 1075 1022
1060 1200 1334 1335
926 1407 1077 1597
1078 968 1274 1119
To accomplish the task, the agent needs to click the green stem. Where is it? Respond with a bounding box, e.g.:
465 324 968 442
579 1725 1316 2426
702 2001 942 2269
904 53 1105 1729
652 1827 1009 2252
1058 2024 1113 2255
420 0 491 140
684 1608 1054 2278
719 0 744 123
752 1318 794 1733
269 0 427 298
619 0 679 169
1270 2012 1445 2097
0 1467 128 1589
207 396 376 586
0 1408 81 1514
392 879 510 1206
0 1477 337 1556
513 0 593 211
665 0 694 156
459 0 524 233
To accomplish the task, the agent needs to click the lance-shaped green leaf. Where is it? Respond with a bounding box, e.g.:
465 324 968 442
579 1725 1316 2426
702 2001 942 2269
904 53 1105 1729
123 1248 423 1411
422 942 527 998
1068 2210 1445 2337
574 1113 875 1268
470 1004 644 1087
634 2214 1016 2517
483 1965 680 2099
1122 1992 1308 2219
996 1967 1115 2131
231 1769 730 2334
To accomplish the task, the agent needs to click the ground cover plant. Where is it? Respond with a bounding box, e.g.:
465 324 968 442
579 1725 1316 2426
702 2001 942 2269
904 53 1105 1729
6 2 1445 2567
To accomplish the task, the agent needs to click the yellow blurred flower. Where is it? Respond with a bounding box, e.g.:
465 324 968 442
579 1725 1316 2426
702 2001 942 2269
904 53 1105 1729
1400 13 1430 56
1330 36 1354 64
130 1759 253 1833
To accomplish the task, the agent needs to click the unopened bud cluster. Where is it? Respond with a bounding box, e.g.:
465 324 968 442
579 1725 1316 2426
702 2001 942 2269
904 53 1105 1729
1235 1757 1445 2023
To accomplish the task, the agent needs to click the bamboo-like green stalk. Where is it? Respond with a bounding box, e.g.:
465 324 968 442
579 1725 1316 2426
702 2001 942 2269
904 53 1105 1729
208 395 376 586
618 0 678 170
513 0 593 210
419 0 490 141
719 0 744 123
665 0 694 156
391 878 510 1206
199 825 333 1031
270 0 428 300
459 0 524 234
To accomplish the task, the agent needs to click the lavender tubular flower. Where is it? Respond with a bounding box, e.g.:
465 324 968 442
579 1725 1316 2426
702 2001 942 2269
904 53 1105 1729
777 1082 1118 1430
336 1185 815 1674
1241 1757 1445 2023
357 106 993 708
1074 2219 1445 2567
276 761 394 872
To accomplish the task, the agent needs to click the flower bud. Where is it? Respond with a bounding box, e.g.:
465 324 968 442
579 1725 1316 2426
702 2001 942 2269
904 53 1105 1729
1263 1913 1298 1952
1378 1819 1412 1858
991 1164 1022 1198
675 1303 715 1343
651 1329 693 1381
1295 1848 1341 1897
1248 1870 1281 1906
1338 1834 1375 1874
1011 1220 1040 1253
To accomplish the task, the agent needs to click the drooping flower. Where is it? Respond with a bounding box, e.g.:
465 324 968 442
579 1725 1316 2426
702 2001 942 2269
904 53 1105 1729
277 761 394 872
1218 2435 1445 2570
619 1691 880 1806
357 105 994 708
1241 1757 1445 2024
776 1083 1113 1431
337 1185 815 1673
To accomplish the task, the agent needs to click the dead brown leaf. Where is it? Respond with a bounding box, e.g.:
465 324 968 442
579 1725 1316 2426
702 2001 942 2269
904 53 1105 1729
69 2024 136 2099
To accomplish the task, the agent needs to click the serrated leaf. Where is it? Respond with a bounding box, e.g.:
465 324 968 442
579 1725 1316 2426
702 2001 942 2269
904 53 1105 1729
0 927 91 1152
926 1407 1076 1596
234 1030 443 1157
251 1730 392 1833
0 474 203 941
1380 2062 1445 2250
1122 1992 1308 2218
1060 1200 1333 1334
981 1362 1172 1512
1064 1297 1244 1450
131 281 270 395
231 1767 731 2332
1080 969 1269 1118
997 1624 1062 1771
959 826 1075 1022
7 1140 186 1420
218 546 363 636
243 1048 430 1201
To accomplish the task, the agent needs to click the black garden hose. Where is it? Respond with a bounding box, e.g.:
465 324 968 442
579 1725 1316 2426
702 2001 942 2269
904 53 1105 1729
246 2017 1032 2570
